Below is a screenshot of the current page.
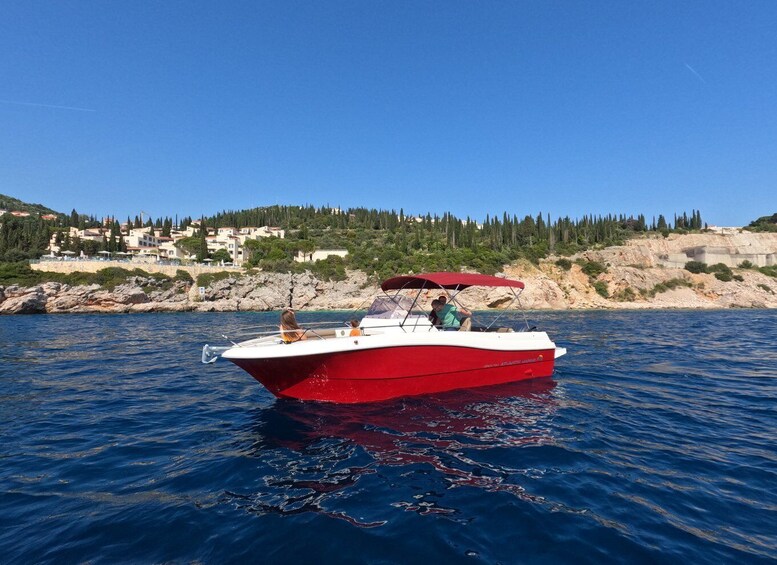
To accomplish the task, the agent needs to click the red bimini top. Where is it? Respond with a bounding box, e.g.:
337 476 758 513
381 272 525 291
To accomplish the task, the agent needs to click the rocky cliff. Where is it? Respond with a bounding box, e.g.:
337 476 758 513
2 232 776 314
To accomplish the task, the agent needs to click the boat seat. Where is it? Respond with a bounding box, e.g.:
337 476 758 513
305 328 346 340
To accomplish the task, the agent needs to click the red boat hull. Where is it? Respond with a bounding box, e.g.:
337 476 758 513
228 345 556 403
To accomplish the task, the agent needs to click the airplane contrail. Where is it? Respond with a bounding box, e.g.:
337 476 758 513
0 99 96 112
684 63 707 85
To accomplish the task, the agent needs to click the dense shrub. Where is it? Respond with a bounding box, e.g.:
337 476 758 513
705 263 734 282
746 213 777 232
684 261 707 274
613 286 636 301
759 265 777 278
592 280 609 298
555 258 572 271
580 260 608 278
714 271 733 282
196 271 234 288
310 255 347 281
654 278 693 294
707 263 731 274
639 278 693 298
174 269 194 284
257 259 303 274
738 260 755 269
0 263 182 291
0 262 44 286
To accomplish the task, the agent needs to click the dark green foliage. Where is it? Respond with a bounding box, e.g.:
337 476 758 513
195 219 209 263
579 260 608 278
592 281 609 298
707 263 734 282
196 271 233 288
757 283 773 293
0 262 44 285
738 260 755 269
654 278 693 294
613 286 636 301
746 213 777 232
555 258 572 270
696 263 728 282
66 267 149 290
0 216 51 261
309 255 347 281
210 249 232 263
204 205 705 276
174 269 194 284
707 263 731 274
714 271 733 282
639 278 693 298
0 263 177 290
2 192 714 277
681 260 746 282
174 236 200 257
685 261 708 274
701 263 734 282
0 193 61 216
758 265 777 278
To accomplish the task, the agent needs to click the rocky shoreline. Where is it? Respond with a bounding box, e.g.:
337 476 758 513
2 263 775 315
2 232 776 314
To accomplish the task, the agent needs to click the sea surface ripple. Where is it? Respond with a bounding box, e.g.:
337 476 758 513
1 310 775 564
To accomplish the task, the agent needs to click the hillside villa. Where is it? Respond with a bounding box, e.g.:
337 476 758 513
47 224 287 266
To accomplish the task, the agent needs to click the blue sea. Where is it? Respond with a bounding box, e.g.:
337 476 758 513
1 310 775 564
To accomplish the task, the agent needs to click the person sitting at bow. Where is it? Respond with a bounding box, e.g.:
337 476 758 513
280 308 306 342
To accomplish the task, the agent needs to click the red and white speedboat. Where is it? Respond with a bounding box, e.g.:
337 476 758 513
202 272 566 403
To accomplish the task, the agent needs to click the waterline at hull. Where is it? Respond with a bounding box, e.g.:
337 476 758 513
228 344 558 403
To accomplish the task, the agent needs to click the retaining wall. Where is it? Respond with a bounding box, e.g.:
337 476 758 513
30 260 243 278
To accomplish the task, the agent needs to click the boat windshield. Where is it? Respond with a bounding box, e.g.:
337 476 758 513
365 295 419 319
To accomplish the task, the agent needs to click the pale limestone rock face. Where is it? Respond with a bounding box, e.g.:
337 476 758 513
0 290 47 314
46 285 99 312
188 284 201 302
41 282 64 296
193 298 241 312
237 298 270 312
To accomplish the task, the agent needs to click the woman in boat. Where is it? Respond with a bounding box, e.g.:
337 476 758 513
280 308 306 342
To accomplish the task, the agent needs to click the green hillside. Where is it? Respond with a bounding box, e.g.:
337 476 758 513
747 213 777 233
0 193 62 216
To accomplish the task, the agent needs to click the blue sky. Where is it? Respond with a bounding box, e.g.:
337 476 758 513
1 1 775 226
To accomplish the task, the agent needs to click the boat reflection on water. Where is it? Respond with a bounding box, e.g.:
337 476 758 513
225 379 559 527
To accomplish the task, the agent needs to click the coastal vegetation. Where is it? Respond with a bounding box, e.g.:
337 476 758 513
640 278 694 298
746 214 777 233
213 205 706 279
0 261 188 291
685 261 746 282
2 193 775 294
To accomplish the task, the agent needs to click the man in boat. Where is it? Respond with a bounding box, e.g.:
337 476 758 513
433 299 472 331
